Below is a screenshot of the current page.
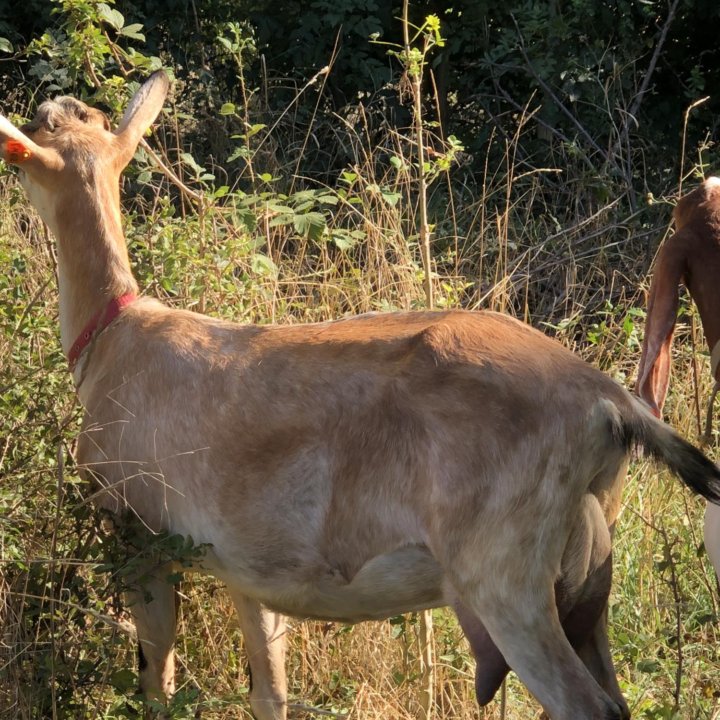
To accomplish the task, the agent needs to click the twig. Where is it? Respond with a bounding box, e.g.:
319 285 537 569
510 15 607 163
404 0 433 311
251 65 331 158
10 273 53 343
139 137 204 205
489 67 597 174
290 38 340 195
679 96 710 195
659 528 684 709
690 313 704 438
48 439 66 720
612 0 681 208
402 5 435 715
627 0 681 122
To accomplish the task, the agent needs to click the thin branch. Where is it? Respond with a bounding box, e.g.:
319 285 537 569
610 0 682 190
139 137 204 205
510 15 608 162
627 0 681 120
404 0 433 311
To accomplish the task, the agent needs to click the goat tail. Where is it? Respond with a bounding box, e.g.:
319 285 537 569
612 396 720 504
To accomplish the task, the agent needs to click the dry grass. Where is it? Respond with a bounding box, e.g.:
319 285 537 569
1 85 720 720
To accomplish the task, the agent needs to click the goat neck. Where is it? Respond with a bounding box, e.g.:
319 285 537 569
53 160 139 363
0 74 170 366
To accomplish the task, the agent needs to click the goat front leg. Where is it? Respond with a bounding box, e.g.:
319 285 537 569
227 588 287 720
125 565 178 708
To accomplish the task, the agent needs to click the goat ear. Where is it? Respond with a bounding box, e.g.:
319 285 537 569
636 234 687 416
0 115 64 174
113 70 170 168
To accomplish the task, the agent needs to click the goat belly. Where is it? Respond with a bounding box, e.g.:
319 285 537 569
223 544 445 623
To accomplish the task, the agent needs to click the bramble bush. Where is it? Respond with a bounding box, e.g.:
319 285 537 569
1 1 720 718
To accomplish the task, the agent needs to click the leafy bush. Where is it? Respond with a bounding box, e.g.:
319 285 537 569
1 2 720 718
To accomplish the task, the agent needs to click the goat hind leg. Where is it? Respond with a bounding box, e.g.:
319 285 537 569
575 610 630 720
445 544 622 720
560 507 629 719
464 580 623 720
228 588 287 720
449 492 626 718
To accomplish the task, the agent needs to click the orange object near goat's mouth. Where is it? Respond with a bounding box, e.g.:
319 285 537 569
5 139 31 162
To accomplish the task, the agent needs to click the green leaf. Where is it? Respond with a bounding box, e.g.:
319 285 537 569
98 3 125 30
636 659 661 674
227 146 250 163
292 200 316 213
110 668 137 693
264 201 292 214
330 230 360 251
293 212 326 241
219 102 236 116
251 253 278 278
0 38 13 54
180 152 204 175
380 189 401 207
118 24 145 41
245 123 266 138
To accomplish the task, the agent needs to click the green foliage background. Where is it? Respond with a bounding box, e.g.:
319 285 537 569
1 1 720 718
2 0 719 187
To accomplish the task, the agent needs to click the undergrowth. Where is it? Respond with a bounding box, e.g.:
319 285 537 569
2 2 720 719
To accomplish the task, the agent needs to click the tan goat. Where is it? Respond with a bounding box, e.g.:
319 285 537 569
636 176 720 583
3 71 720 720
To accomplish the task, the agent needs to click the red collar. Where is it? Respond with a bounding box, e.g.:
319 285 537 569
68 293 137 370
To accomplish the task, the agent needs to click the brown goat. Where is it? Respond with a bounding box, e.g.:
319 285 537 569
636 176 720 583
3 72 720 720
